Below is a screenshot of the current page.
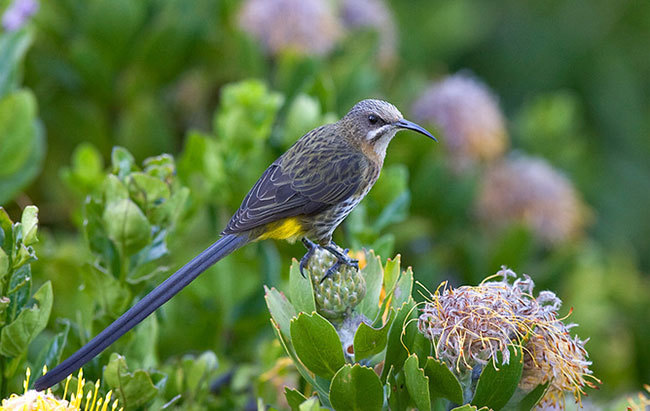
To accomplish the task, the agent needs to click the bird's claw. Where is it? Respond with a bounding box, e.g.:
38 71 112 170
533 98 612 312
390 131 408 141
320 250 360 283
299 238 318 278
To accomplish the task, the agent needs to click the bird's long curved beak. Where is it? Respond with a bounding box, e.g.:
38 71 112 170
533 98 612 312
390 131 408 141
395 119 437 141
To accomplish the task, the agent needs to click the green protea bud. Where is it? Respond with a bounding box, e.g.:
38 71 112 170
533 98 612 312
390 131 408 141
306 248 366 320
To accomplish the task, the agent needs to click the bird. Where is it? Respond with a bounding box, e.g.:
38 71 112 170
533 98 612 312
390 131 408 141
34 99 436 390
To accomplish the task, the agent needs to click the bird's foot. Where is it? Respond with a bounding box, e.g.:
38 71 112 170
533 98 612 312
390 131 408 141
321 243 359 283
299 238 318 278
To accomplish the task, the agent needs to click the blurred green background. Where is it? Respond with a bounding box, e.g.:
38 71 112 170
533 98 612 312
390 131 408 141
1 0 649 408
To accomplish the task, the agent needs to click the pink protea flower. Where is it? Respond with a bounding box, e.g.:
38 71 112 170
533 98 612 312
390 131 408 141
411 73 508 171
418 268 599 409
238 0 341 57
476 154 588 245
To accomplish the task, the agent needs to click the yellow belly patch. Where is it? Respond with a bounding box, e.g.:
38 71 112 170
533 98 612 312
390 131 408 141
257 217 305 241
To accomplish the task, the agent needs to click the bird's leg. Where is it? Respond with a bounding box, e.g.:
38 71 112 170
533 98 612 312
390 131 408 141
299 237 318 278
321 241 359 282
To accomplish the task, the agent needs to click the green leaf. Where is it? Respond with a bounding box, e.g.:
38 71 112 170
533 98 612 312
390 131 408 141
424 356 464 404
0 29 32 98
403 354 430 411
103 353 159 409
20 205 38 246
373 191 411 233
128 172 171 208
330 364 383 411
6 264 32 322
215 79 284 149
35 321 70 377
0 248 8 281
451 405 489 411
185 351 219 393
471 345 524 410
0 91 37 177
353 309 394 360
285 387 309 411
391 267 413 311
111 146 136 178
299 397 327 411
382 299 416 381
0 119 44 205
103 174 130 203
383 255 401 296
265 286 297 338
517 382 550 411
290 312 345 379
0 207 12 245
386 366 409 411
356 251 384 322
60 142 105 196
289 259 316 314
83 197 120 275
0 281 53 358
0 296 10 326
271 319 330 401
82 264 131 318
103 198 152 254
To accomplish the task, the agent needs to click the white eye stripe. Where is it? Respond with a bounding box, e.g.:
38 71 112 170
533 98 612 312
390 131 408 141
366 125 390 140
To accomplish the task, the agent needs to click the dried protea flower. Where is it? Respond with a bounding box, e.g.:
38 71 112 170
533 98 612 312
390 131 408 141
238 0 342 57
418 267 599 409
476 154 587 245
411 73 508 171
306 247 366 320
340 0 397 64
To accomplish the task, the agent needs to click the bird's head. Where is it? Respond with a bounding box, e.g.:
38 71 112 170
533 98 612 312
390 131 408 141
340 99 436 157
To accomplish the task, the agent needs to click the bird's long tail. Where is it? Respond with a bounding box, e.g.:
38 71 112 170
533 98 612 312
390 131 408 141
34 233 249 391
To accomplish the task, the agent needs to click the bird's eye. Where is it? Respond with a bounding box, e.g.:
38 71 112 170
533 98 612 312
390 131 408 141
368 114 379 125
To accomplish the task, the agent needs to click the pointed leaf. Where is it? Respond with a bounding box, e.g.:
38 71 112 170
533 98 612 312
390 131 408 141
265 286 297 338
451 405 489 411
353 309 394 360
356 251 383 322
383 255 401 294
391 267 413 310
103 198 152 254
290 312 345 379
382 299 416 381
20 205 38 246
518 382 550 411
330 364 383 411
0 281 52 358
104 353 159 409
424 356 464 404
289 259 316 314
403 354 430 411
471 345 524 410
285 387 309 411
386 366 409 411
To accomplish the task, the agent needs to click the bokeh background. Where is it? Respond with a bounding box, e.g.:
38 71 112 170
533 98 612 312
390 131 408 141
1 0 649 408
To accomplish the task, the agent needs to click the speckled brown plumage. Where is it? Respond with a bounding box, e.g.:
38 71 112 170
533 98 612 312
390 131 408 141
223 99 411 245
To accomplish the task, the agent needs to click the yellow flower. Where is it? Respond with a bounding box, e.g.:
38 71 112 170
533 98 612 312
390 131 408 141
0 367 121 411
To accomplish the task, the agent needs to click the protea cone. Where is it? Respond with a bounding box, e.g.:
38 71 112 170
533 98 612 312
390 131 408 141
306 247 366 320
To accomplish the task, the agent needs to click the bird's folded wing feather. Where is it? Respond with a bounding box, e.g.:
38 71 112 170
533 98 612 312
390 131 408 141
222 147 365 235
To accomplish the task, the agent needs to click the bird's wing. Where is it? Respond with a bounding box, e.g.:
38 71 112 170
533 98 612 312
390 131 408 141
222 143 366 235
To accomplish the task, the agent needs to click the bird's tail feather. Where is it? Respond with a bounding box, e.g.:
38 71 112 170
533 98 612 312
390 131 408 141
34 233 249 391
